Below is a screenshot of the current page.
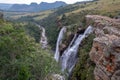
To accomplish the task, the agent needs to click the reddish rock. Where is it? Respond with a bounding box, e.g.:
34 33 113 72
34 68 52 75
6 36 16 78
86 15 120 80
90 35 120 80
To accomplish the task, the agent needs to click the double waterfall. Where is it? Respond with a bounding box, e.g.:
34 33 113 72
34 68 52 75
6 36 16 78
54 26 93 73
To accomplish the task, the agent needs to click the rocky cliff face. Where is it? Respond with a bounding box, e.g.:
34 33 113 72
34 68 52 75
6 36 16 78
86 15 120 80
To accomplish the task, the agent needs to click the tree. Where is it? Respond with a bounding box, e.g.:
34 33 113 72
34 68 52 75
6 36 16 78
0 12 3 20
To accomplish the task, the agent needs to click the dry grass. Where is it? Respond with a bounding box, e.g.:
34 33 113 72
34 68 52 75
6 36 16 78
66 0 120 16
5 10 54 20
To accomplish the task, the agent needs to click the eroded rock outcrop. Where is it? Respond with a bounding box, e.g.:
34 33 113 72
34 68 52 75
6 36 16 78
86 15 120 80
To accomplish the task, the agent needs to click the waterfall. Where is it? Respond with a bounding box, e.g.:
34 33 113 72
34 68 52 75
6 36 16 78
67 34 77 49
40 26 48 49
60 26 93 73
54 27 66 62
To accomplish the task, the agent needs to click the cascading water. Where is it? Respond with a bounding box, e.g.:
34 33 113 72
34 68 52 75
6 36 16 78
60 26 93 73
54 27 66 62
40 26 48 49
67 34 77 49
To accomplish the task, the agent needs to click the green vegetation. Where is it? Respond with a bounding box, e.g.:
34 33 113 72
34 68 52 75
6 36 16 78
38 13 59 49
2 0 120 79
4 0 120 50
24 22 40 43
0 20 62 80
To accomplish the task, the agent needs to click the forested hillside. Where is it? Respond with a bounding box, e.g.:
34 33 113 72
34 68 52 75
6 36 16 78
0 13 62 80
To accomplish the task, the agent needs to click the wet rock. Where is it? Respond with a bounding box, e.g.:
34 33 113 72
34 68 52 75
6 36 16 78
44 74 65 80
76 28 85 34
59 43 67 55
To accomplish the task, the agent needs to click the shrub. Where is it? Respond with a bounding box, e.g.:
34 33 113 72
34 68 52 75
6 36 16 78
0 22 62 80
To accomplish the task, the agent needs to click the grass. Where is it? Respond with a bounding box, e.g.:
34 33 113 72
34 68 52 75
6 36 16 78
65 0 120 17
4 10 54 21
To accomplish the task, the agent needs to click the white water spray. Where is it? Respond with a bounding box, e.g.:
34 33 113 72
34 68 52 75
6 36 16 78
60 26 93 73
54 27 66 62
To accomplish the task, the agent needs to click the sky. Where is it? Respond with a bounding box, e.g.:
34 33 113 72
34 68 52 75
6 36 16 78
0 0 90 4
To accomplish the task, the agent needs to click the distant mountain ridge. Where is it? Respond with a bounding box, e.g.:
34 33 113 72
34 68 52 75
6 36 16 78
0 3 13 10
8 1 67 12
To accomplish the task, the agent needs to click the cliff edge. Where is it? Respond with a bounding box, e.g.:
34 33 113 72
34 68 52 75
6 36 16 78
86 15 120 80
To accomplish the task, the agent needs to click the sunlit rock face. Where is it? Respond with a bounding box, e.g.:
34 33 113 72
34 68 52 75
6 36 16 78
86 15 120 80
90 35 119 80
